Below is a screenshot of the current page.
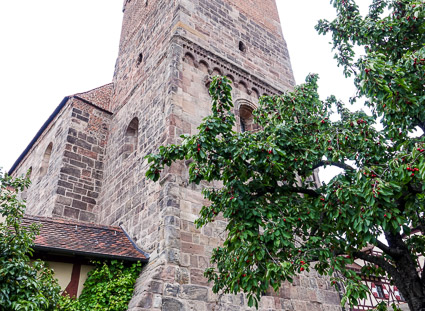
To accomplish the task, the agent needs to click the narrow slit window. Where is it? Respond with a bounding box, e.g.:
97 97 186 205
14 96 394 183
137 53 143 67
239 41 246 52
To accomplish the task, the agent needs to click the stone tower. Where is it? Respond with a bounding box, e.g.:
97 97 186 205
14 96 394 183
9 0 342 310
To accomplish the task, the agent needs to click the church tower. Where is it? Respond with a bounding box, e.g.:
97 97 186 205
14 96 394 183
97 0 342 310
9 0 343 309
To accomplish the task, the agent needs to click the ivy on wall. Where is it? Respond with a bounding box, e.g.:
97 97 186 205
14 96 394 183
58 260 142 311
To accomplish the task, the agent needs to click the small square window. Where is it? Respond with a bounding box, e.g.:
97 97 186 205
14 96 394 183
376 285 385 298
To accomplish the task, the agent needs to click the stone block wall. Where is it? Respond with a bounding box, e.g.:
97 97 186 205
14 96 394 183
112 0 179 111
11 90 113 223
52 98 112 222
12 102 73 217
178 0 295 92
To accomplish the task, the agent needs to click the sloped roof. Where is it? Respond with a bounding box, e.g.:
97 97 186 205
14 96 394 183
74 83 113 111
23 216 148 262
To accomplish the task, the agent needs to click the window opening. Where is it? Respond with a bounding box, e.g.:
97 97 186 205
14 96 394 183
137 53 143 67
239 104 257 133
376 285 385 298
240 119 246 133
39 143 53 177
239 41 246 52
122 118 139 159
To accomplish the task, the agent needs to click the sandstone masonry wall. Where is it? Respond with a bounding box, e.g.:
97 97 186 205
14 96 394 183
12 104 73 217
178 0 295 92
12 91 112 223
52 98 112 222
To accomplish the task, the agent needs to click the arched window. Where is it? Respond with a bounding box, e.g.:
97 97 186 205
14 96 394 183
122 117 139 159
238 102 258 133
39 143 53 177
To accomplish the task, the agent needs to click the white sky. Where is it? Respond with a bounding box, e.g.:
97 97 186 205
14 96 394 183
0 0 369 180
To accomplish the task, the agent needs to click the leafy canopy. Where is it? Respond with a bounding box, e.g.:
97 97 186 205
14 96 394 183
0 171 62 311
147 0 425 309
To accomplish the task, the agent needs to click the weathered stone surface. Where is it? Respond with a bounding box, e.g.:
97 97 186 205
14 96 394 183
164 284 181 297
180 285 208 301
162 298 184 311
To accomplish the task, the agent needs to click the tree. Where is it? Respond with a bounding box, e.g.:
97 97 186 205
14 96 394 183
0 171 62 310
146 0 425 309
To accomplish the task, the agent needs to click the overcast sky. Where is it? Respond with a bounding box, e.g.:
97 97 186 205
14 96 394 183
0 0 369 179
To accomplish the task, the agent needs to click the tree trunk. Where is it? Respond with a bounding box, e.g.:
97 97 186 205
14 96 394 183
383 231 425 311
398 276 425 311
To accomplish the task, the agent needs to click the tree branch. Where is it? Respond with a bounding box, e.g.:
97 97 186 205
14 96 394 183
375 239 404 258
408 182 423 195
312 161 355 171
282 186 320 198
353 251 401 280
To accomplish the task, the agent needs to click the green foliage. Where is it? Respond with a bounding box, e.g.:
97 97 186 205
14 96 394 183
0 171 62 310
58 260 142 311
147 0 425 309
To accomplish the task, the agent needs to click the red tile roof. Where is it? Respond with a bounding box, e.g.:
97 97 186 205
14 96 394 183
22 216 148 262
74 83 113 112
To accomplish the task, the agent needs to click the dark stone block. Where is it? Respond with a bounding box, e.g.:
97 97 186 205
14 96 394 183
82 156 94 167
164 284 180 297
58 180 74 189
66 192 81 200
74 187 87 195
82 196 96 204
64 207 80 219
64 150 81 161
76 115 89 123
67 135 92 150
181 285 208 301
60 166 81 178
70 160 86 169
68 128 77 136
72 199 87 210
79 211 96 222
